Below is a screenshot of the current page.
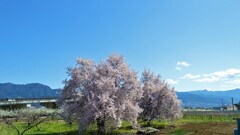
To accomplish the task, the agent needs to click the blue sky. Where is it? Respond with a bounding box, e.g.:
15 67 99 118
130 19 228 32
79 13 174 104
0 0 240 91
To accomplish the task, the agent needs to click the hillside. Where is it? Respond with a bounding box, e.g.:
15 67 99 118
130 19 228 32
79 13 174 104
177 89 240 107
0 83 60 98
1 83 240 107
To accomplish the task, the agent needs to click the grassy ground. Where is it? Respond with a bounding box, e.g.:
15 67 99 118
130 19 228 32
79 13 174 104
161 111 239 135
0 119 138 135
1 120 235 135
0 111 239 135
0 120 78 135
0 121 236 135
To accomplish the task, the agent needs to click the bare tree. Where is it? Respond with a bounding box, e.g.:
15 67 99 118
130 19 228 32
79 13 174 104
140 70 182 126
0 109 57 135
59 54 143 134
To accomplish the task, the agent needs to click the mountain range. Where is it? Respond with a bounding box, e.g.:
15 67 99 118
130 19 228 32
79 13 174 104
177 89 240 107
0 83 60 98
1 83 240 107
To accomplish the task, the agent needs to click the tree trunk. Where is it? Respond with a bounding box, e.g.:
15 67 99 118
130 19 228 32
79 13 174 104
35 124 40 131
147 120 151 127
97 119 106 134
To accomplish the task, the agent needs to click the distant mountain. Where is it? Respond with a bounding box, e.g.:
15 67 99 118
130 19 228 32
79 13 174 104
177 89 240 107
1 83 240 108
0 83 60 98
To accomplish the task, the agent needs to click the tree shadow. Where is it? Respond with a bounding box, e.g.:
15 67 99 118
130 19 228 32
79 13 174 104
29 131 78 135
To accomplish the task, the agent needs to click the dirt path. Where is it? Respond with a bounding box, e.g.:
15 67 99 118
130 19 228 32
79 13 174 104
157 122 236 135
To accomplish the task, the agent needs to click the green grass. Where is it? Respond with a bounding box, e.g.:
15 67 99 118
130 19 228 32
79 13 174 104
84 120 137 134
112 121 137 134
179 111 240 123
1 111 239 135
0 120 78 135
0 119 167 135
167 129 191 135
140 120 168 129
0 120 139 135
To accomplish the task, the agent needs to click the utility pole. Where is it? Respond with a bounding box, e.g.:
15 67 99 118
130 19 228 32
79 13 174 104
232 97 234 111
221 99 224 111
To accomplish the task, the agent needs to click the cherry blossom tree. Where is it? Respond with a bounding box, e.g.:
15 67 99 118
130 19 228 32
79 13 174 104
140 70 182 126
59 54 143 134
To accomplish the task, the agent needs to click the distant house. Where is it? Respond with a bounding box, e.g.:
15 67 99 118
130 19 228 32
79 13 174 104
227 105 238 111
234 103 240 110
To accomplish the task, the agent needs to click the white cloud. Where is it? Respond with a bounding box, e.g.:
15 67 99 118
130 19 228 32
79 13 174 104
226 79 240 85
182 74 201 79
220 84 240 90
177 61 190 67
175 67 182 71
211 69 240 78
195 77 219 83
166 79 179 85
175 61 190 71
183 68 240 83
202 74 209 77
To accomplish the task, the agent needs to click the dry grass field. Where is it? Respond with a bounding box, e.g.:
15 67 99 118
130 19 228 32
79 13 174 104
158 122 236 135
